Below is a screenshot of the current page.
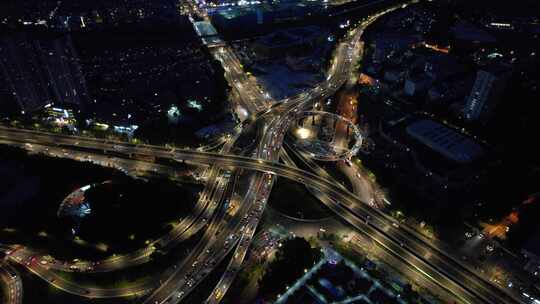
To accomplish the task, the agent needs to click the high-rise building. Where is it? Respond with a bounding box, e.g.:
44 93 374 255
0 34 52 112
37 35 91 107
0 68 17 114
462 64 511 121
0 33 89 113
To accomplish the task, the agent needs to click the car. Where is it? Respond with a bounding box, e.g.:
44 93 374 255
6 268 17 278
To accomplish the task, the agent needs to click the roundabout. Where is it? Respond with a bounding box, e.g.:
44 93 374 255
289 111 363 161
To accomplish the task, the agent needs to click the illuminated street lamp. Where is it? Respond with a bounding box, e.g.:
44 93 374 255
296 127 312 139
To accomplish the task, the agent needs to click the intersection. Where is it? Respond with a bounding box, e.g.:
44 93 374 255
0 2 524 304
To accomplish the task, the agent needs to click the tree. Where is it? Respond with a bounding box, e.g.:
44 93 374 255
258 237 321 298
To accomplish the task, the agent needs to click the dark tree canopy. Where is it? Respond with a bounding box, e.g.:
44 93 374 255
258 237 321 298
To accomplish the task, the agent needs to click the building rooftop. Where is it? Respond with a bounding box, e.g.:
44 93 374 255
193 21 218 37
256 25 322 49
406 119 484 164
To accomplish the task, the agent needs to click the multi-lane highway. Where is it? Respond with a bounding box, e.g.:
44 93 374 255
0 1 527 303
0 108 524 304
0 139 234 276
1 13 370 301
0 262 23 304
0 97 525 304
1 7 375 301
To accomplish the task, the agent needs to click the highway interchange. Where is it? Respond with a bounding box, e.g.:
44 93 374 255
0 1 527 304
